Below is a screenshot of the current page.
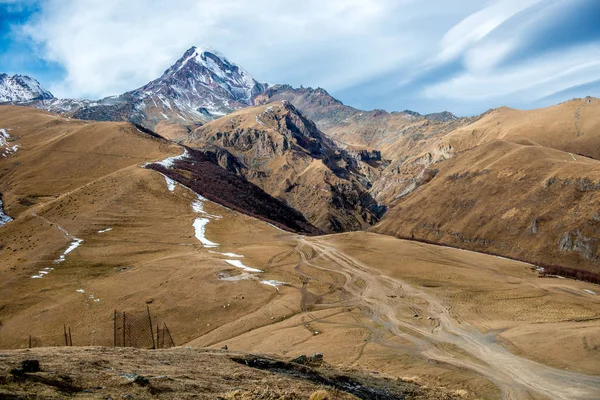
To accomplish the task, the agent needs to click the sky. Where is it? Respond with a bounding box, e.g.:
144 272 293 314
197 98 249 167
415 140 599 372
1 0 600 116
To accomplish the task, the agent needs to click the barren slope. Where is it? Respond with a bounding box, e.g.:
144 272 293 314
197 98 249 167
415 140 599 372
374 99 600 273
2 106 600 400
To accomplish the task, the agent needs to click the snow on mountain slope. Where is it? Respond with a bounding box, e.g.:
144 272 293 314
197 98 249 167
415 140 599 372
0 74 54 103
125 46 267 121
52 46 268 129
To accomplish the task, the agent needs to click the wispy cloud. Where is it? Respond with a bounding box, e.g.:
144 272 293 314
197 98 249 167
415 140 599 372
3 0 599 114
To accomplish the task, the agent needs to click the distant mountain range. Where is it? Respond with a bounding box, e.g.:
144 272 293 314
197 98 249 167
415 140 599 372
0 46 454 130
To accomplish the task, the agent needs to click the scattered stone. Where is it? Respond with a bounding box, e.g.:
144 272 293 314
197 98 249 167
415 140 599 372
145 299 153 304
133 375 149 386
122 395 135 399
291 355 308 365
20 359 40 373
221 345 228 350
291 353 323 366
309 353 323 364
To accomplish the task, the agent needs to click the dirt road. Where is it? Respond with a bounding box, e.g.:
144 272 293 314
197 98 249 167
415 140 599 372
297 237 600 400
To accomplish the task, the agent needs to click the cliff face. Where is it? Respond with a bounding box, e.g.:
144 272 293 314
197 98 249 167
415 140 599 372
186 101 386 232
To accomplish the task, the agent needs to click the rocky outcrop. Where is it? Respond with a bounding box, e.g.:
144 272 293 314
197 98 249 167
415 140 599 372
186 102 386 232
559 231 598 261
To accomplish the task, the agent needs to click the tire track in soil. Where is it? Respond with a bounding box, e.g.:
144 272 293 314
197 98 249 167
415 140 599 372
295 237 600 400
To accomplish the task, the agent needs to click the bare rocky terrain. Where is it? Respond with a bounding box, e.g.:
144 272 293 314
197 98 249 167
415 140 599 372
0 347 461 400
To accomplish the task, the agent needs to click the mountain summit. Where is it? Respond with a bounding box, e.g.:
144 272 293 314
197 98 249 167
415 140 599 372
129 46 266 114
65 46 267 127
0 74 54 103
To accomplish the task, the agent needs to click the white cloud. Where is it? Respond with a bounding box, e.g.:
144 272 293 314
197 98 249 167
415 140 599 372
424 43 600 104
435 0 543 64
22 0 447 98
15 0 600 114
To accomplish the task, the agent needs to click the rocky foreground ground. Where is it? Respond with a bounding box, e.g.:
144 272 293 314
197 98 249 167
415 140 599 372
0 347 461 399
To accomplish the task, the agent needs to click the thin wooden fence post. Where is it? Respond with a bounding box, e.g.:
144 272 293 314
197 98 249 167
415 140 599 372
164 323 175 347
29 335 32 349
63 325 68 346
113 310 117 348
156 324 160 349
147 305 156 349
68 327 73 346
122 311 126 348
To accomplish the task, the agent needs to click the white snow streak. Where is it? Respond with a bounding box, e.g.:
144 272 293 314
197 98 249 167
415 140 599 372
192 195 222 219
97 227 112 233
193 218 219 248
156 148 188 168
261 280 288 291
225 259 263 273
165 176 177 192
209 250 244 258
584 289 597 295
54 237 83 264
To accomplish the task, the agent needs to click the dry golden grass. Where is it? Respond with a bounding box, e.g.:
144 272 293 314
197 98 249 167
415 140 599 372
2 105 600 399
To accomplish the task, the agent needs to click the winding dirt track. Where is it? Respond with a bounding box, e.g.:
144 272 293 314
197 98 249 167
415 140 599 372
296 237 600 400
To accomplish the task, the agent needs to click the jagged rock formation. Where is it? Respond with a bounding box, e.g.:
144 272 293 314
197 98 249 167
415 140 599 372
185 101 386 232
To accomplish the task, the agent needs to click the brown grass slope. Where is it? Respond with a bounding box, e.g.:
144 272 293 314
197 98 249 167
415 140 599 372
0 105 311 350
442 97 600 158
374 138 600 274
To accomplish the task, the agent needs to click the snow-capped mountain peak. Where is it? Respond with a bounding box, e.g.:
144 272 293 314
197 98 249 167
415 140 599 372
0 73 54 103
123 46 266 121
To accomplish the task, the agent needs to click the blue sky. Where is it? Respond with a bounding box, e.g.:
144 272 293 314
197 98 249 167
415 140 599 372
1 0 600 116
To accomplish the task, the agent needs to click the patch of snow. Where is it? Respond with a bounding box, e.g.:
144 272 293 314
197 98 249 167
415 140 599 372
76 289 85 293
583 289 597 295
261 280 288 291
192 194 222 218
225 259 262 273
255 116 265 126
31 275 43 279
0 198 13 227
0 128 18 157
54 237 83 264
218 272 255 281
155 148 188 168
209 250 244 258
97 228 112 233
165 176 177 192
193 218 219 247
